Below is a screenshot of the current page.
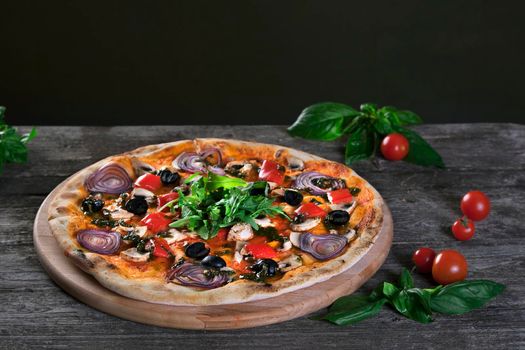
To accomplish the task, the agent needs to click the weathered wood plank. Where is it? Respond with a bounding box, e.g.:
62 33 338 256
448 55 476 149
0 124 524 349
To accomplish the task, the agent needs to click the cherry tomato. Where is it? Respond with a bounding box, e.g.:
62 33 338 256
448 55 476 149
432 250 468 285
380 133 410 161
134 173 162 192
259 160 284 185
460 191 490 221
412 247 436 273
140 212 171 233
327 188 353 204
295 202 327 218
245 243 277 259
452 217 475 241
151 237 173 258
157 192 179 211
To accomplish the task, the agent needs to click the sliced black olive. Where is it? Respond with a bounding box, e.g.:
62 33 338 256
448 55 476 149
81 197 104 214
250 259 279 277
125 197 148 215
284 189 303 206
325 210 350 226
185 242 210 260
158 169 180 185
201 255 226 269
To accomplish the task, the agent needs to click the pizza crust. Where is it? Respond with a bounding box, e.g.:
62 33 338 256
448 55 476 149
48 139 384 305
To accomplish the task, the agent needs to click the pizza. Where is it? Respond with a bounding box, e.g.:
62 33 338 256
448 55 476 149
48 138 384 305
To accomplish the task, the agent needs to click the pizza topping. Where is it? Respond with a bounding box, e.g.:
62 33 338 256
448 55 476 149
294 232 348 260
124 196 149 215
201 255 227 269
81 195 104 214
283 189 303 206
131 188 156 204
227 223 254 241
244 243 277 259
140 212 171 233
294 171 345 195
131 158 156 177
172 148 223 174
329 201 357 215
327 188 353 205
279 254 302 271
295 202 326 218
259 160 285 185
157 169 180 185
120 247 150 263
77 229 122 255
151 237 174 258
157 192 179 211
184 242 210 260
253 216 274 228
286 156 304 171
134 173 162 192
290 217 321 231
325 210 350 226
108 208 134 221
85 162 133 194
225 160 255 179
250 259 279 277
167 262 229 289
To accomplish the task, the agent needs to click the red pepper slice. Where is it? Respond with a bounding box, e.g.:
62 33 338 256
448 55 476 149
259 160 284 185
152 237 173 258
295 202 327 218
140 212 171 233
327 188 353 204
134 173 162 192
157 192 179 211
245 243 277 259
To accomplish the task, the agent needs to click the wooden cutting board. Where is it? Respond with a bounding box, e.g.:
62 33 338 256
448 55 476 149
33 181 393 330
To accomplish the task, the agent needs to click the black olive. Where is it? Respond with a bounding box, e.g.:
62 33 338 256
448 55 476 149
81 197 104 213
293 213 306 224
201 255 226 269
125 197 148 215
326 210 350 226
250 259 279 277
158 169 180 185
284 189 303 206
185 242 210 260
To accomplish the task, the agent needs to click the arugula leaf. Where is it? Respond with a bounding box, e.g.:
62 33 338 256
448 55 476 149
430 280 505 315
394 126 445 168
206 172 247 191
288 102 360 141
344 125 375 165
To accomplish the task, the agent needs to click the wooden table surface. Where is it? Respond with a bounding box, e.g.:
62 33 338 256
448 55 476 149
1 124 524 349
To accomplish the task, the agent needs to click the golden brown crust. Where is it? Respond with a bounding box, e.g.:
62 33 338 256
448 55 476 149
48 139 384 305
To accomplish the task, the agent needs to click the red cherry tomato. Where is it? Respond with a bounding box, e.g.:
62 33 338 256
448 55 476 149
140 212 171 233
245 243 277 259
460 191 490 221
432 250 468 285
380 133 410 161
259 160 284 185
412 247 436 273
151 237 173 258
452 217 475 241
134 173 162 192
327 188 353 204
157 192 179 211
295 202 327 218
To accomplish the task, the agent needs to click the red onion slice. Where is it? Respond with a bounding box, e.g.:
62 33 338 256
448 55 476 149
298 232 347 260
172 148 223 174
85 162 133 194
77 229 122 255
166 262 228 289
294 171 345 195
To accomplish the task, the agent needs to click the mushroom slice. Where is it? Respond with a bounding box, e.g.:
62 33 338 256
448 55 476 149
290 217 321 231
329 201 357 215
254 217 274 228
345 229 356 242
132 188 156 204
279 254 303 272
227 223 254 241
164 228 189 244
120 247 149 263
289 231 302 247
224 161 254 178
131 158 156 177
287 156 304 171
279 239 292 252
270 187 285 197
109 208 134 221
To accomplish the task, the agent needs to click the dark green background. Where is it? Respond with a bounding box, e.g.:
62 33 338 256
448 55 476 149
1 1 523 125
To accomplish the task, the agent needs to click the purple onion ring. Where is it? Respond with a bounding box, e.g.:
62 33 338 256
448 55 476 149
200 148 223 167
172 148 223 174
77 229 122 255
85 162 133 194
294 171 345 195
166 262 228 289
298 232 347 260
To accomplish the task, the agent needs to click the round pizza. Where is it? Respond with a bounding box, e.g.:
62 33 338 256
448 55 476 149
48 138 384 305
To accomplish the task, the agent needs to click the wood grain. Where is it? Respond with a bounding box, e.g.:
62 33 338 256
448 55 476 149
33 158 393 330
0 124 524 349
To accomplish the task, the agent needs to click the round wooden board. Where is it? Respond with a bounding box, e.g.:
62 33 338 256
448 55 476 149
34 180 393 330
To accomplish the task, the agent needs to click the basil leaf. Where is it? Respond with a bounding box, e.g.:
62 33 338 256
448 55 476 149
407 288 433 314
369 281 399 300
0 106 5 122
399 268 414 289
430 280 505 315
379 106 423 126
394 126 445 168
372 115 393 135
392 289 433 324
360 103 378 114
288 102 360 141
344 126 375 165
329 295 371 312
321 298 387 326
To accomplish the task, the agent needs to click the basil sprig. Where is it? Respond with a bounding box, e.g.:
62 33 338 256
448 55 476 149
0 106 37 173
288 102 444 168
315 268 505 326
